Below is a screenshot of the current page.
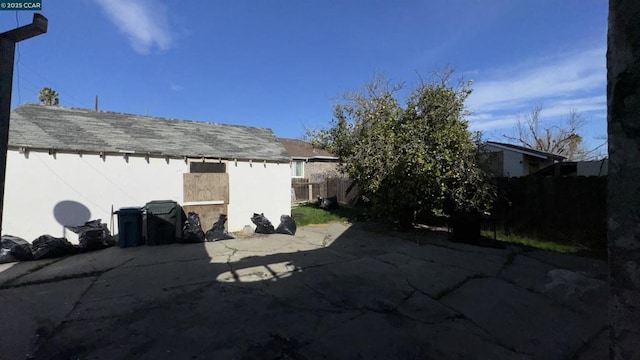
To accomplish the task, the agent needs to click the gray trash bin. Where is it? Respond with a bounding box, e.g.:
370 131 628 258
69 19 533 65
145 200 184 245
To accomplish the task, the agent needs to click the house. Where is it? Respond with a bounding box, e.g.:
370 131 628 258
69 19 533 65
278 138 339 183
278 138 342 203
483 141 566 177
4 104 292 241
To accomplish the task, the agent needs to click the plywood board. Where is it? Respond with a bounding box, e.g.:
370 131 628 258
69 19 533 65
183 173 229 203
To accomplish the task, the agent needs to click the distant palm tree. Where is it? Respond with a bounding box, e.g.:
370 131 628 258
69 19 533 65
38 87 59 106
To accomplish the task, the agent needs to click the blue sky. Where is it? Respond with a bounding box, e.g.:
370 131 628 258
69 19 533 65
4 0 607 152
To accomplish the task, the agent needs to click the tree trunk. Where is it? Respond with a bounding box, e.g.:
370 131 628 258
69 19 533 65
607 1 640 358
450 211 481 244
397 207 415 231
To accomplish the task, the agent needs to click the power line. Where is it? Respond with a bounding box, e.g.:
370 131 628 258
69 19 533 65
17 60 87 108
11 12 92 110
12 76 39 95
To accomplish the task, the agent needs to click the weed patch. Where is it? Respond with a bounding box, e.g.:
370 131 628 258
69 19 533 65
481 230 583 254
291 204 366 226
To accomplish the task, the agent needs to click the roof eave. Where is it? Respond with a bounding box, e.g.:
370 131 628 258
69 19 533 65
485 142 566 160
8 145 291 163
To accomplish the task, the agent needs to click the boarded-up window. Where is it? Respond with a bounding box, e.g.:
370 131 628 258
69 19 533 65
190 162 226 173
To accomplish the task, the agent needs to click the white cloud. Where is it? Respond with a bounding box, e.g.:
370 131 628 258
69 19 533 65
170 83 184 92
95 0 173 54
538 96 606 118
469 114 519 131
470 95 607 132
466 47 606 132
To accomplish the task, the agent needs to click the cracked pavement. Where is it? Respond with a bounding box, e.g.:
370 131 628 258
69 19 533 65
0 222 608 359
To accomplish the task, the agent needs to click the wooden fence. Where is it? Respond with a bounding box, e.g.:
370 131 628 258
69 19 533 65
490 176 607 255
291 177 359 205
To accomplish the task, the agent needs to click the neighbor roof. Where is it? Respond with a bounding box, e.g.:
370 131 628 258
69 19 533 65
278 138 337 160
9 104 291 162
485 141 566 161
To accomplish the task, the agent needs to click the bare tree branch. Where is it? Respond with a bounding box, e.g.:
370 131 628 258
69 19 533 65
502 105 598 161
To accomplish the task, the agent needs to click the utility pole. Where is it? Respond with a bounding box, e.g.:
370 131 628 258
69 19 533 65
608 0 640 358
0 14 48 235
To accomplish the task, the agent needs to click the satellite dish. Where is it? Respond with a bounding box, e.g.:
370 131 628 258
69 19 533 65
53 200 91 227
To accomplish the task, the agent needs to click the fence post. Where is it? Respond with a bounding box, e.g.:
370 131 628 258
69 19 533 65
308 183 313 201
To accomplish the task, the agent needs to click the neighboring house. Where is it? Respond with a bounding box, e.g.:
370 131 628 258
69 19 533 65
278 138 339 183
529 159 609 177
483 141 566 177
4 104 292 241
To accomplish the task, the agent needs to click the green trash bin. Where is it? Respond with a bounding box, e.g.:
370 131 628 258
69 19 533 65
116 207 143 248
144 200 185 246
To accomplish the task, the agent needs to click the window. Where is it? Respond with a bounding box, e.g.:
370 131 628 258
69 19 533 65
190 162 226 173
292 160 304 178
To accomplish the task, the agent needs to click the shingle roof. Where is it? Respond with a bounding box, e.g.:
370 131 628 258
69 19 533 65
486 141 566 161
9 104 291 162
278 138 337 160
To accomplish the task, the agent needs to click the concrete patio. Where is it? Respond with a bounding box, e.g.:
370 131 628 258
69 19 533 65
0 222 608 359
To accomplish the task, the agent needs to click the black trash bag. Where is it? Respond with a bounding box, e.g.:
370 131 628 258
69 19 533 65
67 219 115 252
210 214 227 233
0 248 16 264
1 235 33 261
205 214 234 242
31 235 78 260
205 230 234 242
275 215 297 236
318 195 339 210
251 213 276 234
182 212 205 243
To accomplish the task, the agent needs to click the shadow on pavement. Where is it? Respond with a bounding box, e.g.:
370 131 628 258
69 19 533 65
0 222 609 359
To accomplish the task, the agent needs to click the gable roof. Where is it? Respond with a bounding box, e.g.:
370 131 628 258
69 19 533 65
278 138 337 160
9 104 291 162
485 141 566 161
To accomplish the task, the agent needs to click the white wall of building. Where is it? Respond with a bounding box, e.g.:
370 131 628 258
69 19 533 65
227 161 291 232
501 150 525 177
485 144 525 177
3 150 292 241
2 150 186 242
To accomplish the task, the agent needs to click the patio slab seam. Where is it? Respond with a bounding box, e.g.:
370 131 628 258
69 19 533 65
0 257 68 288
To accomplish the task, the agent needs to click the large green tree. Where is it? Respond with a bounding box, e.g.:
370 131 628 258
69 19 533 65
312 71 495 228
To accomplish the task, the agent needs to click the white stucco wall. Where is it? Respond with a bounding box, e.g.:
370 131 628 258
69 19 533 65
502 151 525 177
2 150 186 242
227 161 291 232
485 145 525 177
3 150 291 241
